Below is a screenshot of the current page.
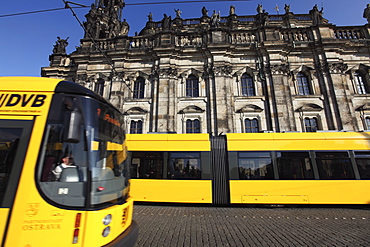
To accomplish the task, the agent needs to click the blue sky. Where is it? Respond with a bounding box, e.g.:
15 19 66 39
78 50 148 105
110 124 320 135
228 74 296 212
0 0 368 77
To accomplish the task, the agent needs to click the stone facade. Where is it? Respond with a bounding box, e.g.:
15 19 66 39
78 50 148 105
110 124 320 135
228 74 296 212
41 1 370 135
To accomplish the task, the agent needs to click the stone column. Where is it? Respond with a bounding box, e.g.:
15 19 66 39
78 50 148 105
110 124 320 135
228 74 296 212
270 64 296 131
213 64 234 134
327 63 358 131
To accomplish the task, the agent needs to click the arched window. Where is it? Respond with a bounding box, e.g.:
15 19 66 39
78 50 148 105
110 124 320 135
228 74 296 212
241 73 255 96
296 72 312 95
133 77 145 99
130 120 143 134
94 78 104 96
186 119 200 133
304 117 318 132
244 118 259 133
186 75 199 97
354 71 369 94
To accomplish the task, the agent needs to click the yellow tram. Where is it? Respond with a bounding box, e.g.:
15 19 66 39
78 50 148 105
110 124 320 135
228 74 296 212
0 77 138 246
127 132 370 205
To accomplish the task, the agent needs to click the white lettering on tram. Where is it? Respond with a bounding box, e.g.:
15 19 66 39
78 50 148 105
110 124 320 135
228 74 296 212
22 224 62 231
22 219 63 231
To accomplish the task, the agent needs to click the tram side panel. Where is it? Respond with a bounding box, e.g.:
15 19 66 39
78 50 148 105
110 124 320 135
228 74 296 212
226 133 370 205
127 134 213 203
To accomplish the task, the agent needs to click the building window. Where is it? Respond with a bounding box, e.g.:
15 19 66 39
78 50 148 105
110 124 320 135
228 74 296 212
186 119 200 133
244 118 259 133
133 77 145 99
304 117 318 132
296 72 312 95
354 71 369 94
94 78 104 96
186 75 199 97
365 117 370 130
241 73 255 96
130 120 143 134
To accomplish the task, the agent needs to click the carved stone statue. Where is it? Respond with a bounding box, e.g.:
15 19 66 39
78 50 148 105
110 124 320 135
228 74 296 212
175 9 182 18
148 12 153 22
53 37 69 54
363 4 370 23
202 6 209 17
210 10 220 28
119 19 130 36
162 14 172 30
257 4 263 14
284 4 290 14
229 5 235 15
309 4 323 25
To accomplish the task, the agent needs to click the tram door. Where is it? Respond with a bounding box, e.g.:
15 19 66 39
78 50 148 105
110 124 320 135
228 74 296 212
0 120 33 245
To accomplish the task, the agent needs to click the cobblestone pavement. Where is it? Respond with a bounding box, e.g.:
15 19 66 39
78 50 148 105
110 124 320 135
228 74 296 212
133 204 370 247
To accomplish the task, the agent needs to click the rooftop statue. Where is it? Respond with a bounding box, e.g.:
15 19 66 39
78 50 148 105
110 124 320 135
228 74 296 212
210 10 220 28
202 6 209 17
175 9 182 18
309 4 324 25
52 37 69 54
284 4 290 14
363 4 370 23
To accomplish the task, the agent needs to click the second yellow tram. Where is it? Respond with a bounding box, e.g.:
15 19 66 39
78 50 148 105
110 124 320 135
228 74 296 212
127 132 370 205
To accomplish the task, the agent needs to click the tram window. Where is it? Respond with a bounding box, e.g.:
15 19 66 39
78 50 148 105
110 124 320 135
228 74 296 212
238 152 274 180
276 152 314 179
0 128 22 201
168 152 201 179
354 151 370 179
315 152 355 179
130 152 164 179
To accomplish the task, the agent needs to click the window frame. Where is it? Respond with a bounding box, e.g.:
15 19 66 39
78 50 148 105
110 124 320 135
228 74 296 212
304 117 318 132
185 75 200 97
244 118 259 133
354 71 369 94
133 77 145 99
130 120 143 134
94 78 105 96
240 73 255 97
186 119 201 133
296 72 312 95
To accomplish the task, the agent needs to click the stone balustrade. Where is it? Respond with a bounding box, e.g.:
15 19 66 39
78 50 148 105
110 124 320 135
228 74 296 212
281 29 311 41
334 28 364 39
230 32 257 44
129 38 154 49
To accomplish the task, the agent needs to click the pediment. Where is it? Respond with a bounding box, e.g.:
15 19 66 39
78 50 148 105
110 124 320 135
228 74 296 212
178 105 205 114
296 103 323 112
124 107 148 115
236 104 263 113
356 103 370 111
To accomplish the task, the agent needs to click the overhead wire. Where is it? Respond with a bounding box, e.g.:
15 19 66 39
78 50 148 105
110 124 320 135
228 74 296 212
0 0 250 18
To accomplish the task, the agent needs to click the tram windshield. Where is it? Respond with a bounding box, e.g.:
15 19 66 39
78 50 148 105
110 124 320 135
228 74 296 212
38 94 128 208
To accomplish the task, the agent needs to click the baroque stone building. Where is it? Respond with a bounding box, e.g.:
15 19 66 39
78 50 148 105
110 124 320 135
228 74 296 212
42 1 370 135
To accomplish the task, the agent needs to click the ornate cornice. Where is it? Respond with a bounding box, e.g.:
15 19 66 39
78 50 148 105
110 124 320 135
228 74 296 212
213 65 233 76
270 63 290 75
328 62 348 74
159 68 178 78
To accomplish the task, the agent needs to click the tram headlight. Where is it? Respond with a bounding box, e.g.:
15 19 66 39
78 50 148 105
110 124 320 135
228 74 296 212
102 226 111 237
102 214 112 225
